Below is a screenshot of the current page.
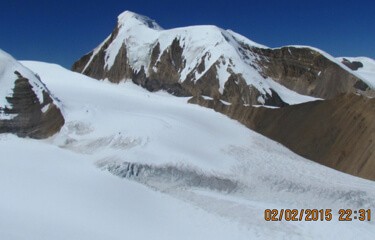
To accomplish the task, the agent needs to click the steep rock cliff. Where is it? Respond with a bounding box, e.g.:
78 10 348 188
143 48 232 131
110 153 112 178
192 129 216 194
0 49 64 138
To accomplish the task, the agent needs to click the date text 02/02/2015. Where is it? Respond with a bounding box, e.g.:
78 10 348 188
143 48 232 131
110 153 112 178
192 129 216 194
264 209 371 222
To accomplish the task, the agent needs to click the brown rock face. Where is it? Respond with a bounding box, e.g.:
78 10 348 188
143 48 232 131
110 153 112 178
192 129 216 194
143 38 190 95
0 72 65 139
72 26 135 83
252 46 370 98
189 94 375 180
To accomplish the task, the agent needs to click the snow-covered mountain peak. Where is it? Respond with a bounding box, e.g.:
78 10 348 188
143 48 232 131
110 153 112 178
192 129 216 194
74 11 371 108
117 10 163 30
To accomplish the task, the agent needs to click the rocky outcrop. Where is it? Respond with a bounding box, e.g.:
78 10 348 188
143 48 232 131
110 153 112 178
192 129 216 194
252 47 371 98
189 94 375 180
341 58 364 71
0 50 65 139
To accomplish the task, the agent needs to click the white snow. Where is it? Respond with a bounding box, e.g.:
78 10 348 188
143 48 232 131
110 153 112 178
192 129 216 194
41 103 50 113
2 60 371 240
0 111 18 120
252 104 279 109
215 57 231 92
104 11 161 70
201 95 214 100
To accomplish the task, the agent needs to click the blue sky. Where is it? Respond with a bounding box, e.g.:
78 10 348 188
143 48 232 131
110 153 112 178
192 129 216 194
1 0 374 68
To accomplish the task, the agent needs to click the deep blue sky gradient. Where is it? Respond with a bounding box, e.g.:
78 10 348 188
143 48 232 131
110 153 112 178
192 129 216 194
1 0 374 68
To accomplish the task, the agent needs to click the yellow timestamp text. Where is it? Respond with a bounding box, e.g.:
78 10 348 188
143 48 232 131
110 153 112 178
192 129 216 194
264 209 371 222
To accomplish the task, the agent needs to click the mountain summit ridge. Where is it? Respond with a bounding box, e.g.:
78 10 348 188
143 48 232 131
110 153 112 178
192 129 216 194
117 10 163 30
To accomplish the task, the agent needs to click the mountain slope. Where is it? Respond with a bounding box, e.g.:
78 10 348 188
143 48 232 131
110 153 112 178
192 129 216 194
0 49 64 138
73 11 372 107
12 60 374 239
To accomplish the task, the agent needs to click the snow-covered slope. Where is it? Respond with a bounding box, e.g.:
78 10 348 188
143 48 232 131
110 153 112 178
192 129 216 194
0 60 370 239
0 135 252 240
337 56 375 88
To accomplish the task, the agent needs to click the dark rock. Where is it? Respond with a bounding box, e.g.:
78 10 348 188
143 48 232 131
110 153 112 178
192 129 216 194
354 80 370 91
264 89 288 107
341 58 364 71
